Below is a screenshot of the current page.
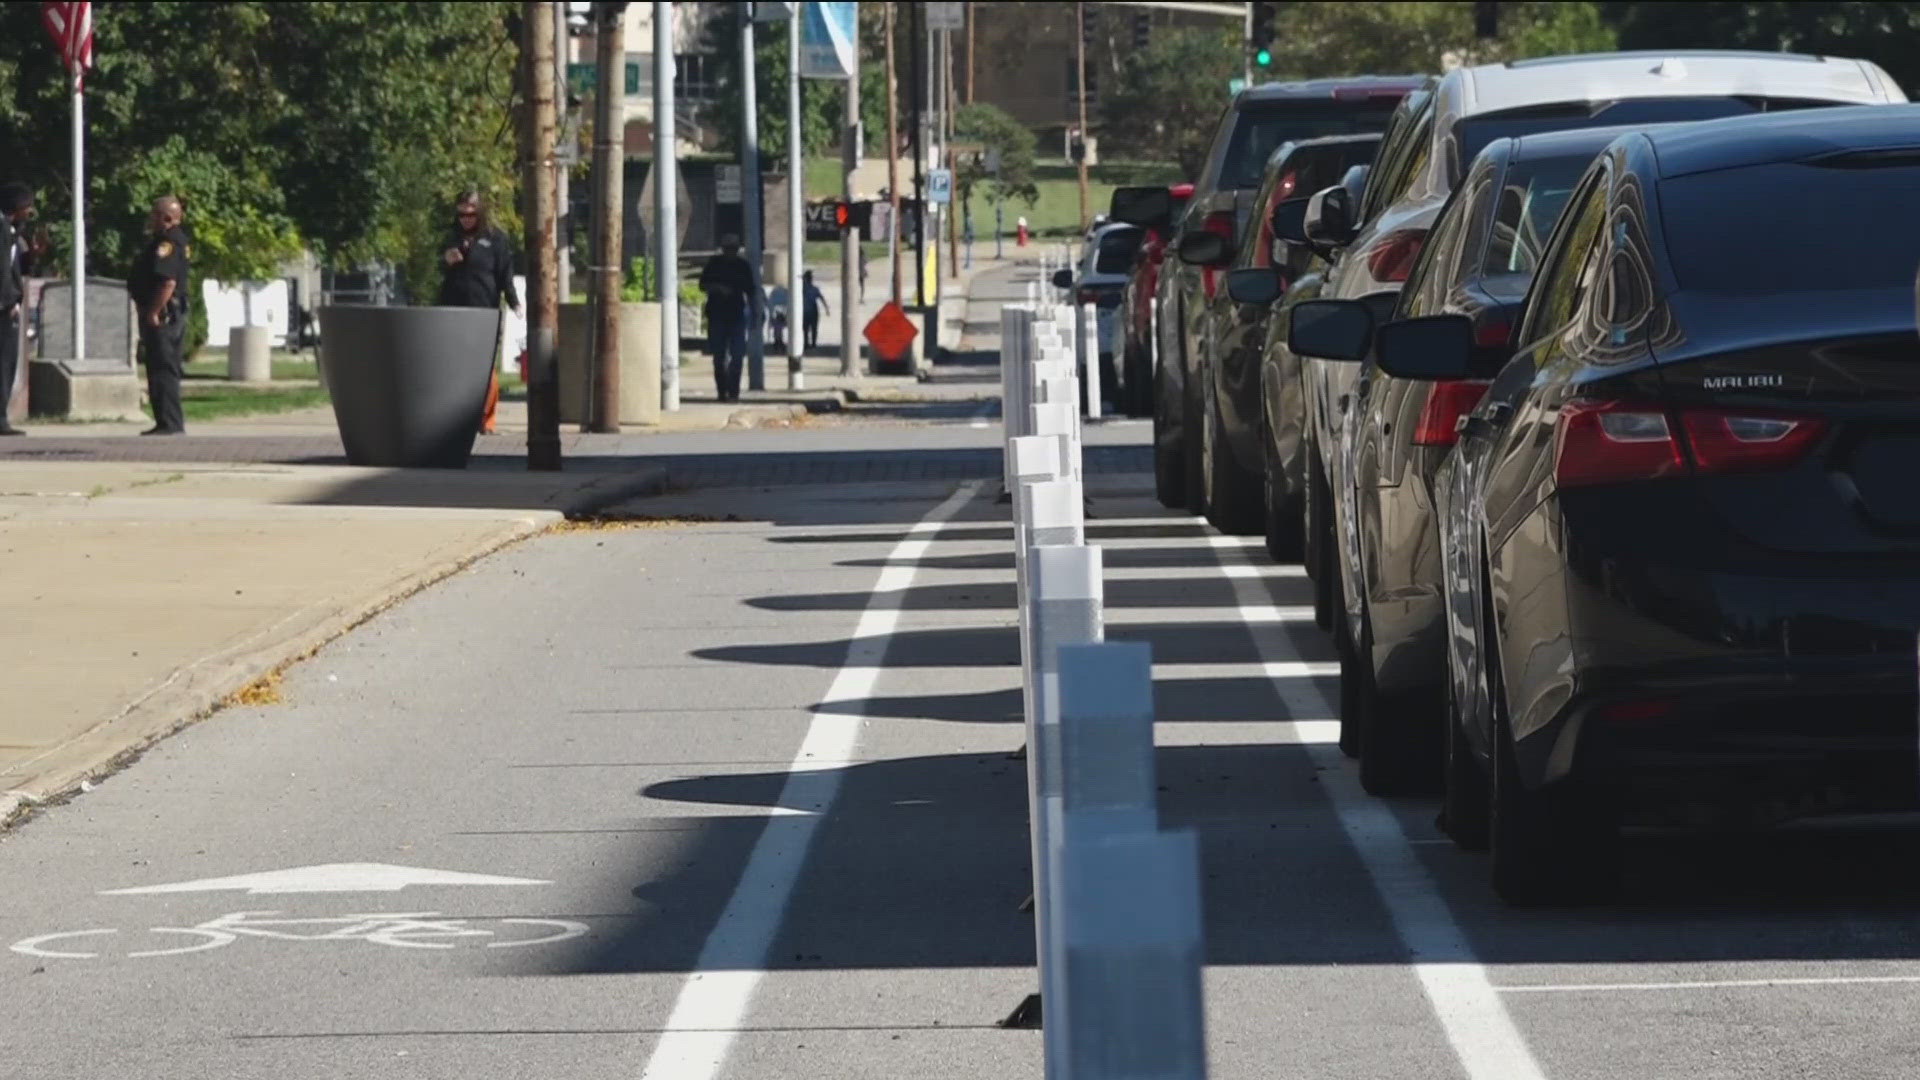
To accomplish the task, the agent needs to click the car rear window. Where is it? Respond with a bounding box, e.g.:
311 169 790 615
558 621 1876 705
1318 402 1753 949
1220 99 1399 189
1480 153 1592 279
1453 97 1834 181
1094 228 1145 274
1661 156 1920 293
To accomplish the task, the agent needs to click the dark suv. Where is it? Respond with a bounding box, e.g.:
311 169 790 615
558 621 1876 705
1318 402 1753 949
1151 76 1420 512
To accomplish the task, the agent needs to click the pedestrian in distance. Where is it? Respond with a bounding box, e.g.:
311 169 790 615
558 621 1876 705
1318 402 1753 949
438 191 521 434
0 181 45 437
801 268 829 351
129 195 191 436
766 280 789 351
698 233 757 402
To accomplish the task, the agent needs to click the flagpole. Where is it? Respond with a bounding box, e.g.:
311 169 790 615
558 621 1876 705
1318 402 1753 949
70 68 84 362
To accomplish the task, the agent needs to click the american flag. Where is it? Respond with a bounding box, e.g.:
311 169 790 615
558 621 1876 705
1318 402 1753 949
40 2 94 90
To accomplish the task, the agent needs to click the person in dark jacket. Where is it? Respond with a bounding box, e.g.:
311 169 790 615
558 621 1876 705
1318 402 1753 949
438 191 520 433
0 182 41 436
699 233 758 402
129 195 191 436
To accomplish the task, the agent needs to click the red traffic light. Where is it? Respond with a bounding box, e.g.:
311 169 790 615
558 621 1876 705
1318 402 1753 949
835 202 851 228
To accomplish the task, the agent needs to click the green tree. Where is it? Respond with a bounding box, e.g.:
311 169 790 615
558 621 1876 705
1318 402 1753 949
1599 2 1920 95
954 102 1038 209
1102 28 1242 178
1262 2 1615 78
700 4 891 161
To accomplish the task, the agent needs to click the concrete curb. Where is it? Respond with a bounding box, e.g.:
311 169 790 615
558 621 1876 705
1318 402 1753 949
0 464 668 832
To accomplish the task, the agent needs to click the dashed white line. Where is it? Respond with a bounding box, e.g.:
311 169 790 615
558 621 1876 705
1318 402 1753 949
1499 974 1920 994
1207 533 1550 1080
635 481 984 1080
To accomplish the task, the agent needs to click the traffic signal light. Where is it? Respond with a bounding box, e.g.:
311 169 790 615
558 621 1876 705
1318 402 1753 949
1250 2 1275 69
833 200 872 232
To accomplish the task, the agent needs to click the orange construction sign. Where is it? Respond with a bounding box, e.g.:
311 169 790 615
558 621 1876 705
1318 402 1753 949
863 301 919 365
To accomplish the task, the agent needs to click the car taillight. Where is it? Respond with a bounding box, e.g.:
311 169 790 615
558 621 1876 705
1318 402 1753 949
1474 318 1511 348
1413 380 1491 447
1200 210 1234 301
1366 229 1426 284
1077 288 1100 305
1554 400 1827 489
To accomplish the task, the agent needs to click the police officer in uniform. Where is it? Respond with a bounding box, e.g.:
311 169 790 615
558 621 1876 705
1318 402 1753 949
438 191 519 433
130 195 190 436
0 181 42 436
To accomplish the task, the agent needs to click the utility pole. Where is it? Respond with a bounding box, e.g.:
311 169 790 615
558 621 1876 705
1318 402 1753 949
554 1 571 306
1075 0 1090 234
655 0 680 410
885 2 902 304
588 1 625 432
965 1 974 104
945 27 957 277
910 0 925 309
740 2 767 391
838 17 860 377
785 4 803 390
522 0 563 470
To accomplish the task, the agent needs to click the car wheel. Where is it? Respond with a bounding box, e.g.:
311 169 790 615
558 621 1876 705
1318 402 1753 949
1306 443 1335 632
1203 391 1265 535
1485 576 1620 905
1262 416 1304 563
1441 679 1491 851
1334 602 1364 759
1153 363 1185 509
1355 616 1441 798
1183 377 1206 515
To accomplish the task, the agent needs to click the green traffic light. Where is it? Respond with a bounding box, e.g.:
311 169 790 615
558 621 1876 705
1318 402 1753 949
1255 48 1272 66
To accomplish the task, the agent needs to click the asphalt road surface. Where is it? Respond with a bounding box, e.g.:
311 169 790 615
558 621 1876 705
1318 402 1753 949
10 273 1920 1078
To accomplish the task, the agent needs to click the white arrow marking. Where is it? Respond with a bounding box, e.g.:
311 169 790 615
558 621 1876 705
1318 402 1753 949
100 862 550 896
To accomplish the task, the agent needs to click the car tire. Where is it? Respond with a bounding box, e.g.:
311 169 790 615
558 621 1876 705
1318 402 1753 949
1124 342 1151 417
1203 392 1265 535
1183 377 1207 516
1262 417 1304 563
1354 616 1441 798
1306 443 1336 632
1485 576 1621 905
1442 680 1491 851
1334 602 1365 759
1153 363 1185 509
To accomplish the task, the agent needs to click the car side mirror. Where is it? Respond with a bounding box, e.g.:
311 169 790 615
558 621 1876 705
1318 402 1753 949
1224 267 1284 306
1177 231 1231 267
1271 197 1311 245
1051 268 1074 290
1110 185 1175 231
1374 314 1477 380
1304 186 1357 248
1288 299 1374 362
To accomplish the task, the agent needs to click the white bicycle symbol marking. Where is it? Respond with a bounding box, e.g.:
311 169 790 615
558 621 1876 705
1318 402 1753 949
10 910 589 960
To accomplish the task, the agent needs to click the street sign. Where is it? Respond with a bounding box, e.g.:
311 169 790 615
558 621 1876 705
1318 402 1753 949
928 168 953 205
800 1 858 79
864 301 919 364
717 164 743 204
926 1 964 30
754 1 796 20
637 164 695 248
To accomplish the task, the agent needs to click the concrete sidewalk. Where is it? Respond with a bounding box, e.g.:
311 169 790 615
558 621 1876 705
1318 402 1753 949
0 458 664 828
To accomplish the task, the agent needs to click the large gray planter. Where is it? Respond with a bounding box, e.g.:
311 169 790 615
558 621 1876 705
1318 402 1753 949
318 304 500 469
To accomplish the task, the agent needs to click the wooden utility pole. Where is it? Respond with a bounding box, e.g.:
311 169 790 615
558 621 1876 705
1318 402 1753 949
522 0 563 469
838 12 860 376
1074 0 1090 234
587 1 625 432
965 1 974 103
885 2 902 304
945 28 958 273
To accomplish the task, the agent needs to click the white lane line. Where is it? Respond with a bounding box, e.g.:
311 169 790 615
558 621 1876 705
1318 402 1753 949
1206 534 1549 1080
967 401 997 430
1500 975 1920 994
636 481 984 1080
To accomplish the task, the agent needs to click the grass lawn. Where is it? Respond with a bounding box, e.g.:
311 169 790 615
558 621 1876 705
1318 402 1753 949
175 384 332 423
184 349 321 383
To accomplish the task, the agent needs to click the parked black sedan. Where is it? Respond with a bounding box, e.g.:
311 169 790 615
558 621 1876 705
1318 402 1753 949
1302 126 1643 795
1179 134 1383 537
1298 104 1920 903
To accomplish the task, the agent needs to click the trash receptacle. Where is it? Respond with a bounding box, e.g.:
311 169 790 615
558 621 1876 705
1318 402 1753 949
318 304 500 468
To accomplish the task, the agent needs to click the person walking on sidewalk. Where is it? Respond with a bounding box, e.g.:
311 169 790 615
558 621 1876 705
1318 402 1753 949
698 233 757 402
800 269 829 350
130 195 191 436
0 182 43 437
438 191 520 434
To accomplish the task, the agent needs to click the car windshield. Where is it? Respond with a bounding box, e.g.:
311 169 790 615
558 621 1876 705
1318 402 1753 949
1220 99 1399 189
1480 153 1593 279
1453 97 1831 180
1661 156 1920 293
1093 228 1145 274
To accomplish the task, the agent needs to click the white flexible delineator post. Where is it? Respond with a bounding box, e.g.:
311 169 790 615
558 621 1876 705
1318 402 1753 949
1079 303 1102 422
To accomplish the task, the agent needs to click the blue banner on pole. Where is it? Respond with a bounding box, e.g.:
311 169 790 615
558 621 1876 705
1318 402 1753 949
800 1 858 80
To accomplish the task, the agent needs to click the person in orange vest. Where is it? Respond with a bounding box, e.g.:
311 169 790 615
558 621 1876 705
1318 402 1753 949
1016 215 1029 247
437 191 520 434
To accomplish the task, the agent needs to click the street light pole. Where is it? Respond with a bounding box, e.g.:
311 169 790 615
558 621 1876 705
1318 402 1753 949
838 16 860 377
588 1 625 432
785 2 803 390
655 0 680 411
740 2 767 391
1075 1 1090 234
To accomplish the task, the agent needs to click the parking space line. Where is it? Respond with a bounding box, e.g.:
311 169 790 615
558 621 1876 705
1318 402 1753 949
1206 534 1550 1080
635 481 984 1080
1499 974 1920 994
